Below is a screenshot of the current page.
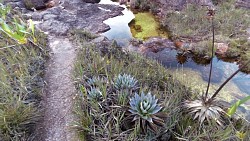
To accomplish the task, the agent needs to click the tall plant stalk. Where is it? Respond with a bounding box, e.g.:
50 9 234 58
204 17 215 101
203 9 215 102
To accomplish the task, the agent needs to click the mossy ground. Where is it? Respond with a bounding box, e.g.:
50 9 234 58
129 12 168 40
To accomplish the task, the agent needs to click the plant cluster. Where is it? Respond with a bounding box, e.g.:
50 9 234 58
72 31 250 140
0 3 47 140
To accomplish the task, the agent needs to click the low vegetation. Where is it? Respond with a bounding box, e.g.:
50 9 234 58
72 31 250 140
0 3 47 140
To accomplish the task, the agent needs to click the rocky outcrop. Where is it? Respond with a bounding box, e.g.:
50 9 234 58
82 0 100 3
23 0 46 10
16 1 124 35
127 37 175 53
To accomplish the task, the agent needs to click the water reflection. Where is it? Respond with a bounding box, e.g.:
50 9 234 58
99 0 134 47
159 49 250 96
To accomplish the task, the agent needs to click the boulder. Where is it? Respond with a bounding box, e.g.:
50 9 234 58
23 0 46 10
82 0 100 3
215 43 229 57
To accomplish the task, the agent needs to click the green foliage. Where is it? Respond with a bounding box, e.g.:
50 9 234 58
227 96 250 117
0 3 47 140
0 4 37 45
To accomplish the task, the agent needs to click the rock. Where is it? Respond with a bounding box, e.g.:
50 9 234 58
82 0 100 3
16 0 124 35
215 43 229 57
23 0 46 10
137 37 175 54
10 0 124 35
91 36 107 43
236 0 250 9
45 0 56 8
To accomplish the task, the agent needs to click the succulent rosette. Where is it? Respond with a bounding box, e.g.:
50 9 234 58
114 74 138 90
129 92 162 123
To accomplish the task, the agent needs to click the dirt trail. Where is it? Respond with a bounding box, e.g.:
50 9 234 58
38 36 78 141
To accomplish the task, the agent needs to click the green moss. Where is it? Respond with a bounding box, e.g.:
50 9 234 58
129 12 168 40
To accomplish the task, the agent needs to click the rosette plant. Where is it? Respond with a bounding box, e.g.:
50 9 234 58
114 74 138 91
129 91 165 132
87 87 102 101
87 76 106 87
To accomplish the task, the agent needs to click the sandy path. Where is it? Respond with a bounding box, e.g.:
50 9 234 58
37 36 78 141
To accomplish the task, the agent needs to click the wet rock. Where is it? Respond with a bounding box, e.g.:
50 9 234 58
82 0 100 3
215 43 229 57
23 0 46 10
138 37 175 54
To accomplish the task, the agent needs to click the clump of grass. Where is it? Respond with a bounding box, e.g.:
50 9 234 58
0 3 48 140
